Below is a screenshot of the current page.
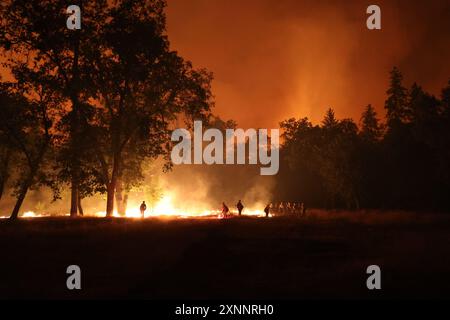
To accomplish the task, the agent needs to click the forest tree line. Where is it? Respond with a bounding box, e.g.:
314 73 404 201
0 0 214 220
276 67 450 211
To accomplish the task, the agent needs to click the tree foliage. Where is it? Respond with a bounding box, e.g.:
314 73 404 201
278 69 450 211
0 0 213 218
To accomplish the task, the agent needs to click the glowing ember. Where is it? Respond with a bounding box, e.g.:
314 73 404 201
152 195 180 216
22 211 52 218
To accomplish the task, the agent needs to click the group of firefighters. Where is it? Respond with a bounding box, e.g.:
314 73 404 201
221 200 307 218
138 200 307 218
270 202 307 215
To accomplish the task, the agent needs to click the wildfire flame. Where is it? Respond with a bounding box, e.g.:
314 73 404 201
3 194 270 219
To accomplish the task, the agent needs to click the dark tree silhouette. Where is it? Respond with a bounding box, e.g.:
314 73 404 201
277 69 450 212
385 66 410 127
360 104 383 142
87 0 213 217
0 0 108 217
1 0 213 218
0 84 58 220
322 108 339 128
0 87 16 202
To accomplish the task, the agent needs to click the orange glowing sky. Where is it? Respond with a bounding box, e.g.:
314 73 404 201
1 1 449 129
166 0 450 128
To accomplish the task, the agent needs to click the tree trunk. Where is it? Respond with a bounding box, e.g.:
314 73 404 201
106 182 115 217
0 179 4 202
9 183 30 220
9 167 36 220
69 28 81 218
123 193 128 214
115 178 126 216
106 150 121 217
70 177 79 217
0 151 11 201
116 193 129 216
9 142 47 220
78 195 84 216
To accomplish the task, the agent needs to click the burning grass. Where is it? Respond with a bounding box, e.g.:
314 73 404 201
0 194 268 219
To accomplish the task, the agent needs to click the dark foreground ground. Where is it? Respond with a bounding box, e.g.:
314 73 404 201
1 211 450 299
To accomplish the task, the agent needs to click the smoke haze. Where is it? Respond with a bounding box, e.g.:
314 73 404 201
167 0 450 127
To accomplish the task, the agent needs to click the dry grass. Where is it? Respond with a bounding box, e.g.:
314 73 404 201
1 212 449 299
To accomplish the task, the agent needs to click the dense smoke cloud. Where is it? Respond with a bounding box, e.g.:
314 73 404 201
167 0 450 127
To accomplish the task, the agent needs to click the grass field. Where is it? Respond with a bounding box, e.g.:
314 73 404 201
1 210 450 299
